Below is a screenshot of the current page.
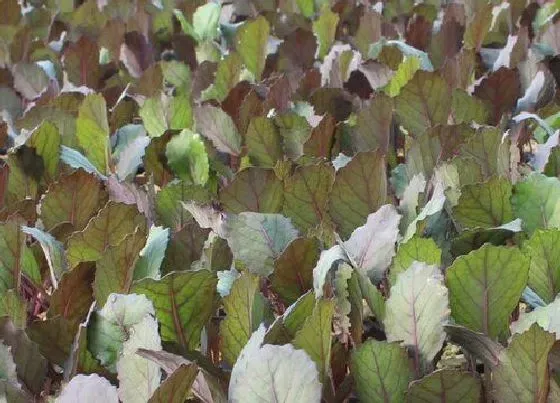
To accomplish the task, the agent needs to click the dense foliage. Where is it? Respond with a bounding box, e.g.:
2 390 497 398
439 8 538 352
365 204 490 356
2 0 560 401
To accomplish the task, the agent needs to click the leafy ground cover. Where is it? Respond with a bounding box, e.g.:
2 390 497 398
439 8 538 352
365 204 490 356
2 0 560 401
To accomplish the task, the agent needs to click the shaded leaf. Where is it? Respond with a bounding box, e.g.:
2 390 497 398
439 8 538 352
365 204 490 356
283 164 335 231
407 369 482 403
219 167 283 214
271 237 320 305
40 170 108 232
329 150 388 238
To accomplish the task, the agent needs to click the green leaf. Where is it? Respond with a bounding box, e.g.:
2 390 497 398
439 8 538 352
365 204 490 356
389 236 441 286
41 170 108 232
66 202 146 269
351 339 413 403
271 237 320 304
93 228 147 305
194 104 242 156
459 127 510 179
493 324 555 403
358 273 386 321
132 270 217 350
134 226 169 280
76 94 110 174
463 4 492 50
246 117 283 167
148 364 198 403
342 204 401 280
236 16 270 80
165 129 209 186
224 212 299 276
329 150 388 238
201 52 243 102
229 326 322 402
383 56 421 97
451 88 490 125
220 273 270 365
446 245 530 338
453 176 513 229
219 167 284 213
296 0 314 17
523 229 560 303
0 290 26 329
155 181 210 230
0 217 25 293
293 299 334 382
283 164 335 231
512 173 560 234
139 93 193 138
313 7 340 59
27 121 61 180
395 71 451 136
407 369 482 403
385 262 449 366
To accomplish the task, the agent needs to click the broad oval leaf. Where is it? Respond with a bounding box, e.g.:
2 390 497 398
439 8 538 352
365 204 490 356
229 325 322 403
385 262 449 365
446 244 530 338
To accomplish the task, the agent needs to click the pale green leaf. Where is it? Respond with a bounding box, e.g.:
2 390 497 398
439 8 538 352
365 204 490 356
229 326 322 403
510 297 560 338
385 262 449 364
195 104 242 156
56 374 118 403
342 204 401 280
134 226 169 281
117 315 162 403
224 212 299 276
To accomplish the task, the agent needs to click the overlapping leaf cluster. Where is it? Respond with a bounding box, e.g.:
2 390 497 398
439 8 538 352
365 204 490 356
2 0 560 401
